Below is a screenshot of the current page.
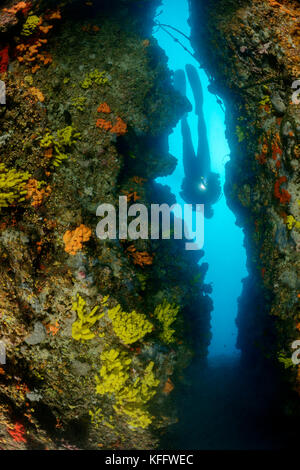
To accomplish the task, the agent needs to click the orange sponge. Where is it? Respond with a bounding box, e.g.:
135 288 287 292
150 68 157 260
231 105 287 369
63 224 92 255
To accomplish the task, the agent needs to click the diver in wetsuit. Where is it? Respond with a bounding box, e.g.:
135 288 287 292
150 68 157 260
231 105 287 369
174 65 221 218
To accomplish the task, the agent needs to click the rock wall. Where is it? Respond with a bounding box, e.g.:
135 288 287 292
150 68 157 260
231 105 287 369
0 0 212 449
189 0 300 421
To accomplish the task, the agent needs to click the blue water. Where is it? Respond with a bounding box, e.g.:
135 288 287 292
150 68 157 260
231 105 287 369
153 0 247 358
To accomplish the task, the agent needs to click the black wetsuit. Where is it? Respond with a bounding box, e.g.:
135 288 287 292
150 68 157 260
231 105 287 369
174 65 221 218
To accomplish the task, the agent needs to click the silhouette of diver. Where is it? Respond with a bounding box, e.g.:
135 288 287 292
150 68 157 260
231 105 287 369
174 65 221 218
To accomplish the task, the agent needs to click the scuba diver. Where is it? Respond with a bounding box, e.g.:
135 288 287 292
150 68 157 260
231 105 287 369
174 65 222 218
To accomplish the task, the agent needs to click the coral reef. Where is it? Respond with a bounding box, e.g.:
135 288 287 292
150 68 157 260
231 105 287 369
81 69 109 89
190 0 300 427
40 126 81 167
63 224 92 255
108 304 153 345
21 15 40 36
0 0 210 450
71 294 104 341
26 178 51 208
154 300 179 344
0 46 9 74
97 102 111 113
95 349 160 429
0 162 30 208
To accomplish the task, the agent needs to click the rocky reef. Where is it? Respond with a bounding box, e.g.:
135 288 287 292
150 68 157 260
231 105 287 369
0 0 212 449
189 0 300 427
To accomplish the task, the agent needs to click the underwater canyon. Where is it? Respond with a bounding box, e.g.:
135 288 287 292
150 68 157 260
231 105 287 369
0 0 299 451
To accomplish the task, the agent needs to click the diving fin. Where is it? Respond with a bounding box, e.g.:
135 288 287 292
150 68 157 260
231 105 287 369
185 64 203 115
